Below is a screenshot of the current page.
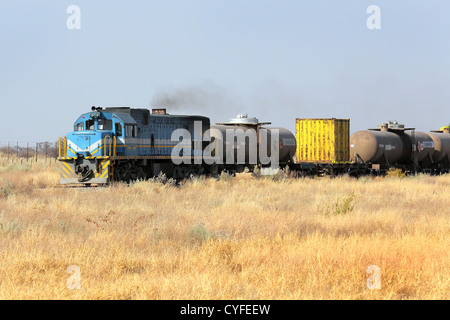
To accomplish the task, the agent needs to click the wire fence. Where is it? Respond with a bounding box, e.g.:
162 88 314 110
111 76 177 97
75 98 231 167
0 141 59 166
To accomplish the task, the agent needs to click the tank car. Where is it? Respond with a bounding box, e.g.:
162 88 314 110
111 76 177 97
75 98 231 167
209 114 296 173
427 125 450 172
350 121 413 166
350 121 449 174
406 131 435 168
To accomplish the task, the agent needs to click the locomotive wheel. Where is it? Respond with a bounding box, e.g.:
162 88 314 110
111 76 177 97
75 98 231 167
128 166 138 181
189 166 205 178
174 167 181 179
174 166 187 180
114 162 146 183
114 165 127 182
114 163 132 183
137 167 146 180
128 166 146 181
196 166 205 176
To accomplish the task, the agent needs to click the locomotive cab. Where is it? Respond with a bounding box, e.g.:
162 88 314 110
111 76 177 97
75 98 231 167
67 108 126 158
58 107 130 184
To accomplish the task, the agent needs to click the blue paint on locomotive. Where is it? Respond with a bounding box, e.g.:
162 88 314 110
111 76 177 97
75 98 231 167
65 107 210 158
66 111 124 157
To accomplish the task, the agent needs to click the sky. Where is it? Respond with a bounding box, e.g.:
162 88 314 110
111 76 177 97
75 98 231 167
0 0 449 145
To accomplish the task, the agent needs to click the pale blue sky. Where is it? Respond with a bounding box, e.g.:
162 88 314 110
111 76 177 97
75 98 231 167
1 0 449 144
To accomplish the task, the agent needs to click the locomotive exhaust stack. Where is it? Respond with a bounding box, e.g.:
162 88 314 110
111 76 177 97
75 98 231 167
152 108 167 115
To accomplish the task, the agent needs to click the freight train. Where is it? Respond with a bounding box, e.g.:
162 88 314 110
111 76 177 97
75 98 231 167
57 107 450 185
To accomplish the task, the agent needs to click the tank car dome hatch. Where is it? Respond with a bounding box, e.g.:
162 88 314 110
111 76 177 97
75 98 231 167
216 114 271 126
385 121 404 129
430 125 450 133
234 114 259 124
368 121 414 132
440 125 450 133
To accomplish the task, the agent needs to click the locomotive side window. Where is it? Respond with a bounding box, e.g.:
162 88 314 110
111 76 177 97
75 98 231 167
75 122 84 131
98 119 112 130
125 125 137 137
115 123 122 137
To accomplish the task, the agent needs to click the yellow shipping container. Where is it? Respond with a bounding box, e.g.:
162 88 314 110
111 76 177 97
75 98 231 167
296 118 350 164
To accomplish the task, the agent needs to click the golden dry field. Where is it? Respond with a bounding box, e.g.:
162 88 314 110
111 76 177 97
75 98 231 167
0 154 448 300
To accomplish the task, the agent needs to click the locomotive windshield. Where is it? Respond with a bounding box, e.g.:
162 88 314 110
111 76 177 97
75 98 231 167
86 119 95 130
74 122 84 131
74 117 114 132
98 119 112 130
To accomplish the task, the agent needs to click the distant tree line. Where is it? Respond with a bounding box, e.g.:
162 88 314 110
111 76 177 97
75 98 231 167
0 141 59 159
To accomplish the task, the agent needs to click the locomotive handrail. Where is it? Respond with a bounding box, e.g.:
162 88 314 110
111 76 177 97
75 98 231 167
64 137 67 157
113 136 117 156
58 137 67 157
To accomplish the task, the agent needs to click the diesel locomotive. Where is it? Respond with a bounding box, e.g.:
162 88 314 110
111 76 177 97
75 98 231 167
59 107 212 184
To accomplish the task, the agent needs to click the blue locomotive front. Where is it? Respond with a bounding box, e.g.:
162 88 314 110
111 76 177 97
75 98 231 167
58 107 212 185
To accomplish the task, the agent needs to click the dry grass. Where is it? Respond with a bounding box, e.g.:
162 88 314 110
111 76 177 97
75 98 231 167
0 154 448 299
